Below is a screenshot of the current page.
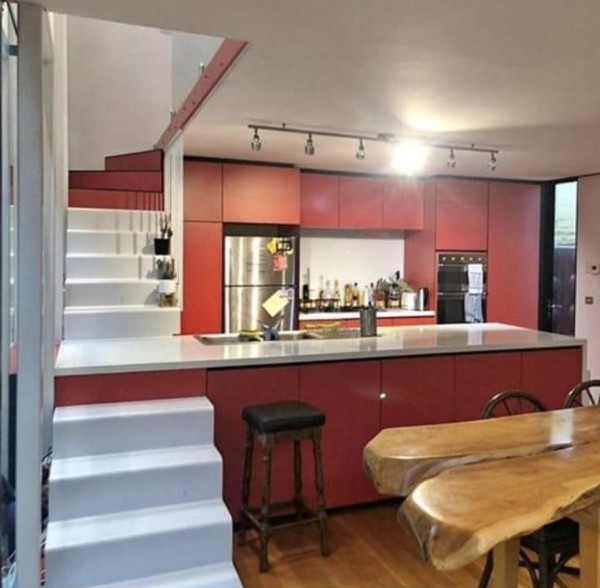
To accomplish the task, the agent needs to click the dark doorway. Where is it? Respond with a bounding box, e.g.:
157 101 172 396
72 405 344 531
539 181 578 335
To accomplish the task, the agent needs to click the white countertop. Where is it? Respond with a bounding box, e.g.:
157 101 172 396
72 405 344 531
299 310 435 320
54 323 586 376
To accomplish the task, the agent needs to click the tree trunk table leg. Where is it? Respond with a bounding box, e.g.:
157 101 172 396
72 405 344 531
572 506 600 588
491 537 519 588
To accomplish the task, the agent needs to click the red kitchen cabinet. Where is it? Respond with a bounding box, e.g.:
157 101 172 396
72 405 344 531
378 318 394 327
381 355 455 428
183 161 222 222
454 352 522 421
299 361 381 507
487 182 540 328
391 317 436 326
223 163 300 224
339 176 383 229
521 348 583 409
181 221 223 335
300 173 339 227
382 178 425 230
436 179 489 251
206 366 300 519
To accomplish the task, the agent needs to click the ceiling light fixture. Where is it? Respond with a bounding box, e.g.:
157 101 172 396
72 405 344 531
356 138 366 160
304 133 315 156
247 123 500 171
447 148 457 168
250 127 262 152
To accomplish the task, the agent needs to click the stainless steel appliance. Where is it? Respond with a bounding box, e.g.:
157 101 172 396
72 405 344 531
437 252 487 324
224 235 298 333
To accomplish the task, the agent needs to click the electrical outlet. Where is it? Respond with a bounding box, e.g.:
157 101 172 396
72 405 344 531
585 262 600 275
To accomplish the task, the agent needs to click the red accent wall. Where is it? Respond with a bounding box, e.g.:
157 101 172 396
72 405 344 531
55 369 206 406
183 161 223 222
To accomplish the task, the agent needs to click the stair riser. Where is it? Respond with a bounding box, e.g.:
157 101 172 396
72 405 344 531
50 459 222 520
68 209 161 232
65 282 159 307
67 231 154 255
69 171 162 192
63 307 180 339
45 520 232 588
66 256 156 280
53 410 213 459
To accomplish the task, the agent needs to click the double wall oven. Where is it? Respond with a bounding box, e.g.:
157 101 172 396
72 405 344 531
437 252 487 324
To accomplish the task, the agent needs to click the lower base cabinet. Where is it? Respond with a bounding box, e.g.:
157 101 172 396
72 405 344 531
206 347 584 516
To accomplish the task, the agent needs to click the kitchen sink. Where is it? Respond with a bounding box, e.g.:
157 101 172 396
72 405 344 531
196 328 364 345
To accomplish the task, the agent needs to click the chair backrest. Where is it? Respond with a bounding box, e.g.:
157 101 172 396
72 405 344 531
481 390 548 419
562 380 600 408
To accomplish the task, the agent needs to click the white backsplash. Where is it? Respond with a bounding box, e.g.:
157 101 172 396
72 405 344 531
300 234 405 293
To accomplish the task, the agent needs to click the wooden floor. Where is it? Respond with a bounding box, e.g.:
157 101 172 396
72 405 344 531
234 502 579 588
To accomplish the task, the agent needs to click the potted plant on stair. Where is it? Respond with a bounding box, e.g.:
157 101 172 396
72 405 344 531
156 257 177 307
154 213 173 255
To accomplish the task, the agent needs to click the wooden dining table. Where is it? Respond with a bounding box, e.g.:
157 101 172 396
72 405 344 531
363 405 600 588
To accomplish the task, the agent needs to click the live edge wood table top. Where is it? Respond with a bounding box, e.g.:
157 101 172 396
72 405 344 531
364 406 600 588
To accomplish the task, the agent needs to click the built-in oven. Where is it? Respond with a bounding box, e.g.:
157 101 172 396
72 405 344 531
437 252 487 324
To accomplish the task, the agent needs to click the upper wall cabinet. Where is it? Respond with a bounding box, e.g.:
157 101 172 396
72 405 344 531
339 176 383 229
183 161 223 222
435 178 489 251
223 164 300 224
300 173 340 228
382 178 425 230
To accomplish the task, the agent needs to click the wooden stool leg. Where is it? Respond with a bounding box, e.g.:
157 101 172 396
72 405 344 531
259 435 274 573
293 439 304 518
491 537 520 588
238 424 254 547
312 427 329 557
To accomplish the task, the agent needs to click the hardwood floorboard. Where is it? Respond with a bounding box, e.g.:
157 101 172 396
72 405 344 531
234 502 579 588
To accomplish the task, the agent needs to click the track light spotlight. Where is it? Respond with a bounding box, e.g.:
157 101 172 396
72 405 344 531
447 148 456 168
250 127 262 152
356 138 366 160
305 133 315 156
488 152 497 171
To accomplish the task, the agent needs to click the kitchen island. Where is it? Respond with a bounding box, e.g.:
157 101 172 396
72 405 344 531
55 323 586 516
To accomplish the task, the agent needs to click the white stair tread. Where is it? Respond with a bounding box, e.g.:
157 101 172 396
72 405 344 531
68 229 154 234
81 562 241 588
51 444 220 481
46 499 229 550
66 253 155 258
55 397 212 423
64 305 178 314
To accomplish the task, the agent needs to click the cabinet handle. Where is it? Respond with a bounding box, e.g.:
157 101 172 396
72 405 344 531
379 391 387 400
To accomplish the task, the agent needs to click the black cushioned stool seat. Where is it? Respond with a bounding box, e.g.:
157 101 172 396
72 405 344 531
238 401 329 572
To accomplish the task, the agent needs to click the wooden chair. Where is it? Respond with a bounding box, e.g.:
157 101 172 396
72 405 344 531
478 391 579 588
562 379 600 408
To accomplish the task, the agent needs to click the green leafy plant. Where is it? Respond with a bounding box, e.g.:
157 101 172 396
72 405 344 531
159 213 173 239
156 257 176 280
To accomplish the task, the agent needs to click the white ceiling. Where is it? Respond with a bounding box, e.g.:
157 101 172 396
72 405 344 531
32 0 600 180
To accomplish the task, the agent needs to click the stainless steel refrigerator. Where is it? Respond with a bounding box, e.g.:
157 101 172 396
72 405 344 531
224 235 297 333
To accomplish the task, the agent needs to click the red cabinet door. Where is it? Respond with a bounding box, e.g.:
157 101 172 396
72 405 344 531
183 161 222 222
382 178 425 230
381 355 455 428
206 365 300 519
454 352 522 421
181 221 222 335
436 179 489 251
488 182 540 328
339 176 383 229
300 173 339 227
223 163 300 224
521 348 583 409
378 318 394 327
299 361 381 507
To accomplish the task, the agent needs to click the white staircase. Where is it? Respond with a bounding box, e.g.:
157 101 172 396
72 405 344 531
46 397 242 588
64 208 180 339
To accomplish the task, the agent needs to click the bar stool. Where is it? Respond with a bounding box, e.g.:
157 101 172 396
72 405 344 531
238 401 329 572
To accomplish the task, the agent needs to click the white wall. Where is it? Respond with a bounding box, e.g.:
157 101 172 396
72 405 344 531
576 175 600 378
300 232 405 295
68 16 172 170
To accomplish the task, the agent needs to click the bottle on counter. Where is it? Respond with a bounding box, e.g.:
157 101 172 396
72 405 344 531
352 282 359 308
362 284 371 308
333 279 341 310
344 283 353 307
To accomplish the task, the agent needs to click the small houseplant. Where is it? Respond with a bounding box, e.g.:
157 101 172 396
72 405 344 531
156 257 177 306
154 213 173 255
